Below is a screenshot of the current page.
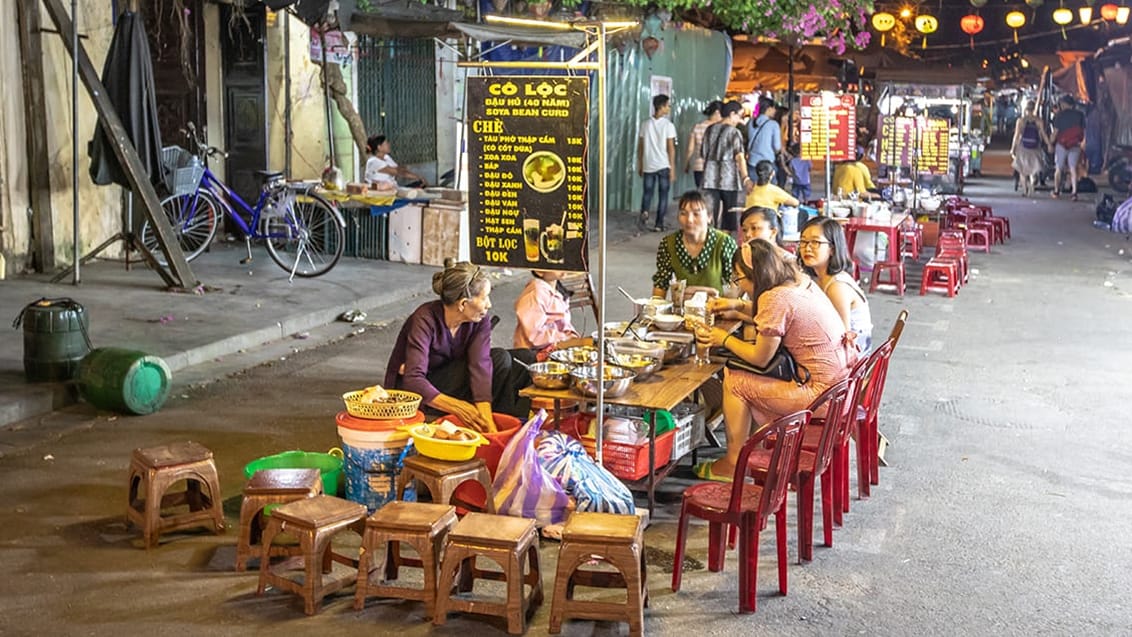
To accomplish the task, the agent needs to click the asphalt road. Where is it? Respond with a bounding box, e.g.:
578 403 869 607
1 165 1130 635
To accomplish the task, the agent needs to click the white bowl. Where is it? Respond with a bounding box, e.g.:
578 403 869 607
829 206 852 219
650 313 684 331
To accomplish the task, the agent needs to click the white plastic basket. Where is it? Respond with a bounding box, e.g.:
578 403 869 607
160 146 204 196
670 402 705 462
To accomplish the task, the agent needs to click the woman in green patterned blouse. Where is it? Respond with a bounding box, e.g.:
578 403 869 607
651 191 739 297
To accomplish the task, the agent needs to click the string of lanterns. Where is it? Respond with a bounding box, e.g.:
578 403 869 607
871 1 1130 51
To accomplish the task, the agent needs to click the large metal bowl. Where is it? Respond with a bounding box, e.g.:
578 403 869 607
609 352 662 380
527 361 574 390
569 364 636 398
550 346 598 365
606 338 667 362
644 332 695 363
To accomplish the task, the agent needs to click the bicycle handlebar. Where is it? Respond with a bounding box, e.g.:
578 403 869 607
180 124 228 160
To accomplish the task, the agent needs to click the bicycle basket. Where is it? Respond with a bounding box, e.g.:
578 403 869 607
160 146 204 196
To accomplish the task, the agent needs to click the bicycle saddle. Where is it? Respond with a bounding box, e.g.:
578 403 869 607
256 170 284 183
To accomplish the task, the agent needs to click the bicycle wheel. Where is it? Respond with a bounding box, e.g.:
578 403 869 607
140 191 220 266
264 191 344 278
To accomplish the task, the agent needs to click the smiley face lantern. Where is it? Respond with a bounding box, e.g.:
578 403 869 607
872 12 896 46
914 14 938 49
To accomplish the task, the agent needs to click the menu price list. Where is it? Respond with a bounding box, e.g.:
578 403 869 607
798 94 856 162
466 76 590 273
878 116 950 174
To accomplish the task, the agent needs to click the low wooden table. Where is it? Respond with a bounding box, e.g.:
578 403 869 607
521 359 723 516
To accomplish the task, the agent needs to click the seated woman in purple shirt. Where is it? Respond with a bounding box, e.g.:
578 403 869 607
384 260 529 431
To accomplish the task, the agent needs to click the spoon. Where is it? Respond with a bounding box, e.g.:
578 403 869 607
616 286 638 305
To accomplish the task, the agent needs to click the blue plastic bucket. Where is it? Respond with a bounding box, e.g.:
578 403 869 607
339 426 416 512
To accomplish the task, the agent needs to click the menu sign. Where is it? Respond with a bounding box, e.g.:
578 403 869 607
466 76 590 272
798 94 856 162
878 116 950 174
920 118 950 174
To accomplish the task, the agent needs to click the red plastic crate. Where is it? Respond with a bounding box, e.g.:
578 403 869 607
580 430 675 481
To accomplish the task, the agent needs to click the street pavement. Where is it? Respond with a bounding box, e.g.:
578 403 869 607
1 149 1131 635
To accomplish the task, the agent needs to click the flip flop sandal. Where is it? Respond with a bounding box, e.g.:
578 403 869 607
692 461 733 483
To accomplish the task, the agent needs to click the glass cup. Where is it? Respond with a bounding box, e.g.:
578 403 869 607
668 279 686 314
687 314 714 365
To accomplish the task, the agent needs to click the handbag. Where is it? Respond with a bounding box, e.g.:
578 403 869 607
724 345 811 385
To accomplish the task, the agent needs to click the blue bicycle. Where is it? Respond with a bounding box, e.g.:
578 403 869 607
140 123 345 279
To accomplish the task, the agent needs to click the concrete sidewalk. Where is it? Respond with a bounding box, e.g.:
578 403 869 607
0 210 643 431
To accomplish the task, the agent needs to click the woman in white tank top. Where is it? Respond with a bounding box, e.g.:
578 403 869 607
797 217 873 352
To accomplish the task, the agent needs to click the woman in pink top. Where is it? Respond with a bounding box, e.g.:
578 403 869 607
691 238 856 481
513 270 583 349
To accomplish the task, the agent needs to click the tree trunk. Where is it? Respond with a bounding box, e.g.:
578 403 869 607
321 62 368 159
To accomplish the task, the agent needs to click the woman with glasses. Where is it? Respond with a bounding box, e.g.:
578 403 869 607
690 239 856 481
798 217 873 352
650 190 738 298
384 259 530 431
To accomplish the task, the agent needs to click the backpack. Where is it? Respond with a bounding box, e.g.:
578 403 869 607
1020 121 1041 149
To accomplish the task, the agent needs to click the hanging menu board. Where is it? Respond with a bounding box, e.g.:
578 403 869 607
466 76 590 272
878 116 951 174
798 94 856 162
920 118 950 174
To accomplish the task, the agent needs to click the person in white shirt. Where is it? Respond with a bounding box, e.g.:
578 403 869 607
638 94 677 232
365 134 426 189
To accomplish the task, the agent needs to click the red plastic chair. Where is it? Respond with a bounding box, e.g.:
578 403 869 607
671 411 811 614
746 379 853 562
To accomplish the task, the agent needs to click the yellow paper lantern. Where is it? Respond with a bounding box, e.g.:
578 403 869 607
1005 10 1026 42
1117 6 1131 24
915 14 938 49
1052 7 1074 24
872 12 896 46
1079 6 1094 22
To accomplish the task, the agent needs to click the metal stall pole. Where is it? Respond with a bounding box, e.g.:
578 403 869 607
71 0 80 284
594 21 607 464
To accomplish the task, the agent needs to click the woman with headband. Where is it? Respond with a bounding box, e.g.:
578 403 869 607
384 259 530 431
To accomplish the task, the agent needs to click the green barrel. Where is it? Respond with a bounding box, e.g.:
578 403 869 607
77 348 172 415
15 298 91 382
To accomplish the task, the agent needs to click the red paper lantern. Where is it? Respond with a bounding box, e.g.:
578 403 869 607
961 13 985 49
961 13 985 34
1100 3 1120 20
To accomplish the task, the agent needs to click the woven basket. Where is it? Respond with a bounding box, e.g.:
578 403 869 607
342 389 422 420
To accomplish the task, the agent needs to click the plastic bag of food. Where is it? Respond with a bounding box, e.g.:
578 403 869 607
492 410 569 526
536 431 635 515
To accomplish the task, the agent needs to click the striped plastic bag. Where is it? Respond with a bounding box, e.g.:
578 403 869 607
536 431 635 515
1112 196 1132 234
492 410 569 526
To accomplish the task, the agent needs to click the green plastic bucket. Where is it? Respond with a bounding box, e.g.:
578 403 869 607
15 298 91 382
76 348 171 415
244 449 344 496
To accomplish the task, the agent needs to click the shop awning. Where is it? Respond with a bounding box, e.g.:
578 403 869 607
449 22 588 49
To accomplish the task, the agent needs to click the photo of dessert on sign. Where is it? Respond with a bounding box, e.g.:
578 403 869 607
522 151 566 193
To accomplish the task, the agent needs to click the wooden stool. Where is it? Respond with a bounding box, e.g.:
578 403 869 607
396 455 495 514
549 512 648 637
235 468 323 572
126 441 224 549
256 495 366 615
354 501 458 618
434 512 543 635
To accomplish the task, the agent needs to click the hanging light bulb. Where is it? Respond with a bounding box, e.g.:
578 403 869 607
1080 5 1094 22
1118 6 1131 24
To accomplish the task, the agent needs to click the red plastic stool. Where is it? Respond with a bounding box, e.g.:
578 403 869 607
934 252 968 286
920 259 960 297
983 216 1008 243
962 225 992 253
900 226 922 261
869 261 906 296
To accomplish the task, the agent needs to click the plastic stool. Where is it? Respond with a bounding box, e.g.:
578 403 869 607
549 512 648 637
920 259 960 297
396 455 495 514
963 224 992 253
355 501 458 619
236 468 322 571
256 495 366 615
435 512 543 634
869 261 906 296
126 441 224 549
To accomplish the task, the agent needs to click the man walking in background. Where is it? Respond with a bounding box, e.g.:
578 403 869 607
1050 95 1086 201
701 101 752 234
746 96 782 182
638 94 677 232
